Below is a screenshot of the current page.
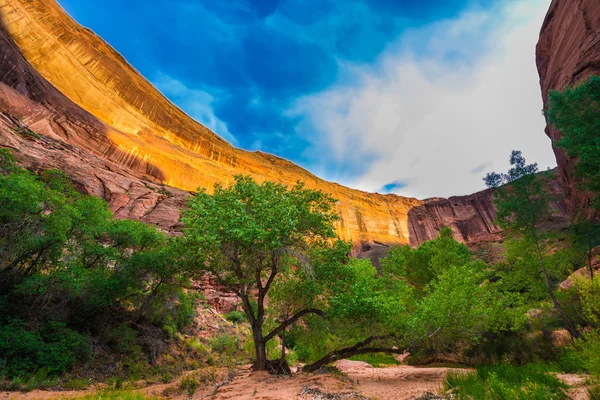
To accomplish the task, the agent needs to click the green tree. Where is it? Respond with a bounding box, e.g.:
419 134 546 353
546 75 600 209
546 76 600 279
0 150 192 378
180 176 339 371
484 151 582 338
380 226 471 290
290 230 521 372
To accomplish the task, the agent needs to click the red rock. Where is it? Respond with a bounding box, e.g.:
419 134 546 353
0 0 570 256
537 0 600 216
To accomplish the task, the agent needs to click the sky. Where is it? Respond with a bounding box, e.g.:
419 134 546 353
57 0 555 199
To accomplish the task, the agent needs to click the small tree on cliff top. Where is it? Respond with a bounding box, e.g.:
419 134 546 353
181 175 339 372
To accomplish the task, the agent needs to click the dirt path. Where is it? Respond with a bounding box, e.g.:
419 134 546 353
0 362 589 399
0 362 460 400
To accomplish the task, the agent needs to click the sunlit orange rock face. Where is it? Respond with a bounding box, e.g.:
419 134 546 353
537 0 600 216
0 0 563 251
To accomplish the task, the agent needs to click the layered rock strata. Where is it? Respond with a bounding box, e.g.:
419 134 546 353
537 0 600 215
0 0 570 252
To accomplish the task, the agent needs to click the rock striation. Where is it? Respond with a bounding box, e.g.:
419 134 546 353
0 0 427 247
537 0 600 215
0 0 569 252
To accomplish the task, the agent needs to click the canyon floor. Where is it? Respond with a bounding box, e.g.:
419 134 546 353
0 361 591 400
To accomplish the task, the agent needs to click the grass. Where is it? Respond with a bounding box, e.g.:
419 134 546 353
349 352 400 367
178 374 200 396
445 363 568 400
77 389 159 399
0 369 57 392
589 384 600 400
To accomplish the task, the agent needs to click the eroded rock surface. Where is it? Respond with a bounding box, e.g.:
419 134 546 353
0 0 570 253
537 0 600 215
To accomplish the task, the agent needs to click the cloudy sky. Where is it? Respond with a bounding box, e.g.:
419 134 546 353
58 0 555 199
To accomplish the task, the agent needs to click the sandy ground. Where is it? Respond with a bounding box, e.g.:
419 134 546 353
0 362 590 399
557 373 591 400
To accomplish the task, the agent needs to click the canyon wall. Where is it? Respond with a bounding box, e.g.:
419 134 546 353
0 0 571 251
0 0 426 248
537 0 600 215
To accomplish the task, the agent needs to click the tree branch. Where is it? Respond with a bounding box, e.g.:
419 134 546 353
303 343 406 373
263 308 325 342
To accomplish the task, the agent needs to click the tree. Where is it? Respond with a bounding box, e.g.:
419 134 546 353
546 76 600 278
180 176 339 372
484 151 582 338
380 226 471 290
546 75 600 209
286 230 521 373
0 150 193 378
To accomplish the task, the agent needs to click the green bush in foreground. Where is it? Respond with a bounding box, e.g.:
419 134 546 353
445 364 567 400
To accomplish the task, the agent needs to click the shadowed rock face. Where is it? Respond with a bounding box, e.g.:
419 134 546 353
537 0 600 216
407 176 569 246
0 0 570 253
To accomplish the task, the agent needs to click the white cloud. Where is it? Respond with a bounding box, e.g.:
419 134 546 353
291 0 554 199
153 73 238 146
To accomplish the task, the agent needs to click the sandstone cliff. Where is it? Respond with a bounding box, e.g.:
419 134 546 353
0 0 567 250
537 0 600 215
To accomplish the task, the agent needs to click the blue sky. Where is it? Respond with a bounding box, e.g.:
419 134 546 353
58 0 555 198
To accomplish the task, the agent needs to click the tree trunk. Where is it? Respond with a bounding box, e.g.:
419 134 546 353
302 334 404 373
303 347 405 373
533 233 583 340
252 326 267 371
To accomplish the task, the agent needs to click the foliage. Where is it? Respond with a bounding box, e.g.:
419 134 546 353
380 226 471 290
445 363 567 400
547 75 600 208
408 263 525 352
291 230 524 372
574 275 600 327
178 374 200 397
570 330 600 378
78 389 159 400
0 319 89 377
484 151 582 339
181 175 340 370
225 310 246 324
0 150 192 380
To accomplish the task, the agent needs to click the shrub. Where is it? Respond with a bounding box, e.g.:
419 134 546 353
445 363 567 399
209 333 240 355
178 374 199 396
0 319 90 377
224 310 246 324
570 330 600 377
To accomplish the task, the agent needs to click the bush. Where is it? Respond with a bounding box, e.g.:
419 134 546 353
0 319 90 377
0 152 193 381
224 310 246 324
570 330 600 377
445 363 567 399
178 374 199 396
209 333 240 355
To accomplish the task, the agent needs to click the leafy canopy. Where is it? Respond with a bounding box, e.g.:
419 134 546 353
547 75 600 208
